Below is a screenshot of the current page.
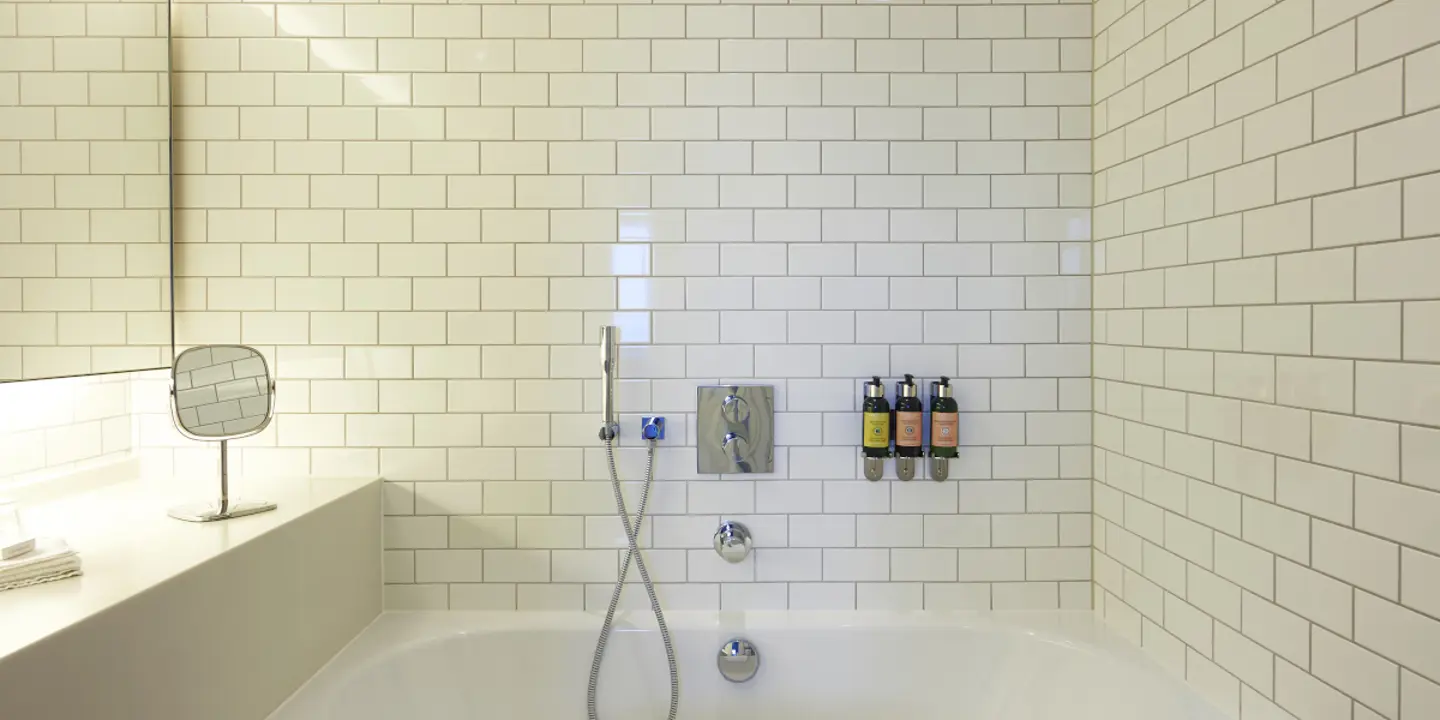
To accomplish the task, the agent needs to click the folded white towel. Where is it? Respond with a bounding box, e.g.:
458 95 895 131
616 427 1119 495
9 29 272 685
0 567 82 592
0 538 83 592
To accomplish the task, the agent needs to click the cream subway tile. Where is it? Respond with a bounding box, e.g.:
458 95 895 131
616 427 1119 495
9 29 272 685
1356 590 1440 685
1358 107 1440 185
1355 0 1440 68
383 517 447 550
1401 548 1440 619
1396 171 1440 241
1307 413 1398 484
1356 475 1440 556
443 42 513 74
1312 0 1384 30
1319 521 1393 599
617 7 682 40
483 550 548 583
450 585 516 611
1273 660 1350 720
1403 425 1440 493
409 7 478 40
1402 671 1440 720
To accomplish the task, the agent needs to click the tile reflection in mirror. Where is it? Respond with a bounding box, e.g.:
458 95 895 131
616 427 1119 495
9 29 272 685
173 345 272 438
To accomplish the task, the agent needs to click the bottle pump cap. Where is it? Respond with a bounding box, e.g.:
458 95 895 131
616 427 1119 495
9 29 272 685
865 376 885 398
930 376 953 399
897 373 918 398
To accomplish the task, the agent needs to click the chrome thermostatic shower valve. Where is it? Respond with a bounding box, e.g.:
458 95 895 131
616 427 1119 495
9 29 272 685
713 520 753 563
717 638 760 683
697 385 774 474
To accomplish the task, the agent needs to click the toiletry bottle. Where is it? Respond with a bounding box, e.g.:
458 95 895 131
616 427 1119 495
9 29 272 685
894 374 922 481
928 377 958 482
862 376 890 481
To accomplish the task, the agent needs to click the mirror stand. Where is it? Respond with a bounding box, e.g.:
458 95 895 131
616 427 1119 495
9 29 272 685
167 440 277 523
167 345 279 523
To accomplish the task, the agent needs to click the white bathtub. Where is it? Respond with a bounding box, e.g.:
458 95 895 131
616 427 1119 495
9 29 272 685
270 611 1227 720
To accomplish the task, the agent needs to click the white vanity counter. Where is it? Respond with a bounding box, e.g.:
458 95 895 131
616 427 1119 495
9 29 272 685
0 467 382 720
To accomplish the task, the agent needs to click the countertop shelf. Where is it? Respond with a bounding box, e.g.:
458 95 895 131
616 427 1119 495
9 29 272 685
0 470 378 663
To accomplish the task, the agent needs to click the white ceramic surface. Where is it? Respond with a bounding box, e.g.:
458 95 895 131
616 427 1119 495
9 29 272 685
271 610 1230 720
0 472 382 720
0 473 377 663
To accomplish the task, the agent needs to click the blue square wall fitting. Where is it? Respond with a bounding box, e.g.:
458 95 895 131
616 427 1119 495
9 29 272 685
641 417 666 440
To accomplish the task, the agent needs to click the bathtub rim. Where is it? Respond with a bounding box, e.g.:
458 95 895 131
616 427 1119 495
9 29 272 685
269 609 1206 720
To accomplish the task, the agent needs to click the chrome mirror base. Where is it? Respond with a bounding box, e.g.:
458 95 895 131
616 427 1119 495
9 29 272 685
167 499 276 523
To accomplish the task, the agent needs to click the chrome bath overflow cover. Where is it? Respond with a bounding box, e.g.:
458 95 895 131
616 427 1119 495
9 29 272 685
717 638 760 683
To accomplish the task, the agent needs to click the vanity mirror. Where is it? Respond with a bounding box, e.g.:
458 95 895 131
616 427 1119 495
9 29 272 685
0 0 172 382
167 345 277 522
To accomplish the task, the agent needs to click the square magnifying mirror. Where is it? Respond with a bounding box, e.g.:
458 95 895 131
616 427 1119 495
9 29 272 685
168 345 277 522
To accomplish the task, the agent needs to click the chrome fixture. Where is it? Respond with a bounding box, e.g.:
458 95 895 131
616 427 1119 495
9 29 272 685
717 638 761 683
697 385 775 474
598 325 621 442
928 378 958 482
893 375 922 481
929 451 951 482
862 377 889 481
588 326 679 720
167 345 277 523
713 520 753 563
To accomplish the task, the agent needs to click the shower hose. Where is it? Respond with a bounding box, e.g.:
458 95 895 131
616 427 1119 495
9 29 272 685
586 433 680 720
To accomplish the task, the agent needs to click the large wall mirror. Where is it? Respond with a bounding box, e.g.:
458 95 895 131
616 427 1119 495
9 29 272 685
0 0 173 381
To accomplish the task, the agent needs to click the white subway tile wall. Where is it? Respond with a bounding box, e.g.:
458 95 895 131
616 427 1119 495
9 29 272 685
165 0 1094 612
0 0 172 380
0 373 139 490
1093 0 1440 717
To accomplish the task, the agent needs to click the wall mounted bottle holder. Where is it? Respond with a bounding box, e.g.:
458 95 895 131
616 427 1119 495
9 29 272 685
697 385 774 474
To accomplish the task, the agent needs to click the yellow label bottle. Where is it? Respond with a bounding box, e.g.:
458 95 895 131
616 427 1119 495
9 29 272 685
863 412 890 450
861 377 890 481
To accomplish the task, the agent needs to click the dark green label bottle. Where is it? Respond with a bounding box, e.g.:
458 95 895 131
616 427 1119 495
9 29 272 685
929 376 958 459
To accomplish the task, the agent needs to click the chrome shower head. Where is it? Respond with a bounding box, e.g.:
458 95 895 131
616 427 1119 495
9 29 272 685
599 325 620 440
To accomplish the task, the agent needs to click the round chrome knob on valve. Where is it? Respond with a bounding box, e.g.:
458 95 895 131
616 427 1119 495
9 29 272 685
717 638 760 683
720 394 750 423
713 520 753 563
721 431 748 458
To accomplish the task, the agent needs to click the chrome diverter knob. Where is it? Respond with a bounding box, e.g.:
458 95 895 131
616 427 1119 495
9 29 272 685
712 520 753 563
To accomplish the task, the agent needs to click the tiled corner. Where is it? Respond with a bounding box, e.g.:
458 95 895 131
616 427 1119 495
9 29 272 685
1094 0 1440 717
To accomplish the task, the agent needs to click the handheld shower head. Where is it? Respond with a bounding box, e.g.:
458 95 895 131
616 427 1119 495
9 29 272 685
599 325 620 440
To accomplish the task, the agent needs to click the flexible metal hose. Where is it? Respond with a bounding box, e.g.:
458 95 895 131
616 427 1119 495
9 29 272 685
586 435 680 720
